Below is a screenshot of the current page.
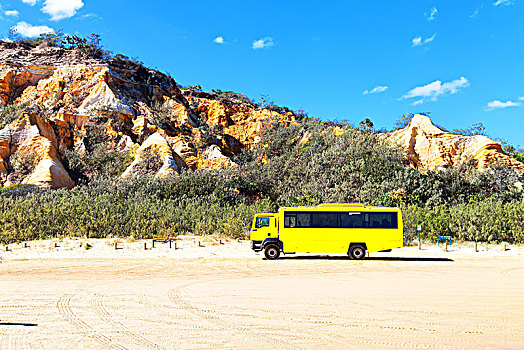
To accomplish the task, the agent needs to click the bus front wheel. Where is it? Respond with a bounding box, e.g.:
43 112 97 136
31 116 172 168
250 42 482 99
264 245 280 260
349 244 366 260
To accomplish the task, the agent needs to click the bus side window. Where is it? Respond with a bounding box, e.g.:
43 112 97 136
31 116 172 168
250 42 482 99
311 212 338 228
256 217 270 228
284 215 296 228
367 213 398 229
297 213 311 228
340 212 365 228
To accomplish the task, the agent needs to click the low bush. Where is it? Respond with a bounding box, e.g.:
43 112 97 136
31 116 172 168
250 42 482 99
402 199 524 243
0 103 29 129
0 174 274 244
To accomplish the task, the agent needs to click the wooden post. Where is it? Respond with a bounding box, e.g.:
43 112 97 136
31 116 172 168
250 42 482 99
444 241 448 252
54 242 59 248
475 242 478 252
24 242 28 248
174 241 178 250
198 241 203 247
114 242 118 250
5 246 9 252
417 225 422 250
503 243 507 251
144 242 147 250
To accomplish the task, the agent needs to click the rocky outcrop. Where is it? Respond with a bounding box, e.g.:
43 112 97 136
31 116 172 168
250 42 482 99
382 114 524 171
0 42 296 188
121 132 186 178
0 113 74 188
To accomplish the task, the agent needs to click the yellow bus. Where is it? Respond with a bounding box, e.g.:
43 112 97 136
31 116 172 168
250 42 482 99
250 203 403 260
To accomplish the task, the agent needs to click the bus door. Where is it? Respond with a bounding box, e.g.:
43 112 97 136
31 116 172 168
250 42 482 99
254 215 278 240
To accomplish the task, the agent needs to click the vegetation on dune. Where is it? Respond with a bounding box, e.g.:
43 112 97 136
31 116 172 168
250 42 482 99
62 119 134 182
6 30 113 60
402 199 524 244
0 103 30 129
0 175 274 244
0 114 523 245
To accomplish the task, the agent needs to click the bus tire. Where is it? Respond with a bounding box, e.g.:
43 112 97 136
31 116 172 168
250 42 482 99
264 245 280 260
348 244 366 260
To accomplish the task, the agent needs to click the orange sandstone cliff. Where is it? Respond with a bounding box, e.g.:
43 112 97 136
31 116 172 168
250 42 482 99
382 114 524 171
0 42 295 188
0 42 521 189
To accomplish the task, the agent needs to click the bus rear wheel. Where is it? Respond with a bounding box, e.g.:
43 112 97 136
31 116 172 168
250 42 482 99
264 245 280 260
349 244 366 260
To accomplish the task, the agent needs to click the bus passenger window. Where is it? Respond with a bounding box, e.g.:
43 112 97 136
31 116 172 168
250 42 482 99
297 213 311 228
311 213 338 228
368 213 398 229
340 212 365 228
284 215 296 228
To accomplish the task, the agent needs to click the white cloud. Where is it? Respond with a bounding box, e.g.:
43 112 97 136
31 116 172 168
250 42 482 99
469 9 480 18
412 99 424 106
424 33 436 44
425 7 438 21
11 21 54 37
5 10 19 16
412 33 436 47
363 85 388 95
213 36 225 44
252 37 274 50
485 100 521 110
401 77 470 103
42 0 84 20
412 36 422 46
77 13 102 21
21 0 37 5
493 0 513 6
519 96 524 101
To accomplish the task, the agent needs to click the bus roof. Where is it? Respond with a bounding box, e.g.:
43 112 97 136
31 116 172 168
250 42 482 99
279 203 399 211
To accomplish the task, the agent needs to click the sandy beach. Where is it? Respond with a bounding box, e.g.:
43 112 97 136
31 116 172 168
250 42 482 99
1 238 523 349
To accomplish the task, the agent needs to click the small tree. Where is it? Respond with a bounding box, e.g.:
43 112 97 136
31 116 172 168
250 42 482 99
453 123 487 136
359 118 374 130
394 113 414 129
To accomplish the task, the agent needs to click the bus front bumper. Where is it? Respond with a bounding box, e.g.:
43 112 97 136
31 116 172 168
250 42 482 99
251 241 262 252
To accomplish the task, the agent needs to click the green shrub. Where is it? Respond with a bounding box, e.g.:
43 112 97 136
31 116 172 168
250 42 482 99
0 175 274 244
402 199 524 243
62 121 134 182
0 103 29 129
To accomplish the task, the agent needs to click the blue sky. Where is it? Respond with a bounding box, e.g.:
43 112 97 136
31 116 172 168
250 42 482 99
0 0 522 146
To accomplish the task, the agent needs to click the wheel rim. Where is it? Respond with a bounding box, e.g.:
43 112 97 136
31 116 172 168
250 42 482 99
353 247 364 258
268 248 277 258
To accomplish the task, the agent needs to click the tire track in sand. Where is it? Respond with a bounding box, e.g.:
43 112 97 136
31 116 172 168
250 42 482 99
168 286 305 350
91 293 165 350
0 327 23 350
56 294 128 350
138 293 209 330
